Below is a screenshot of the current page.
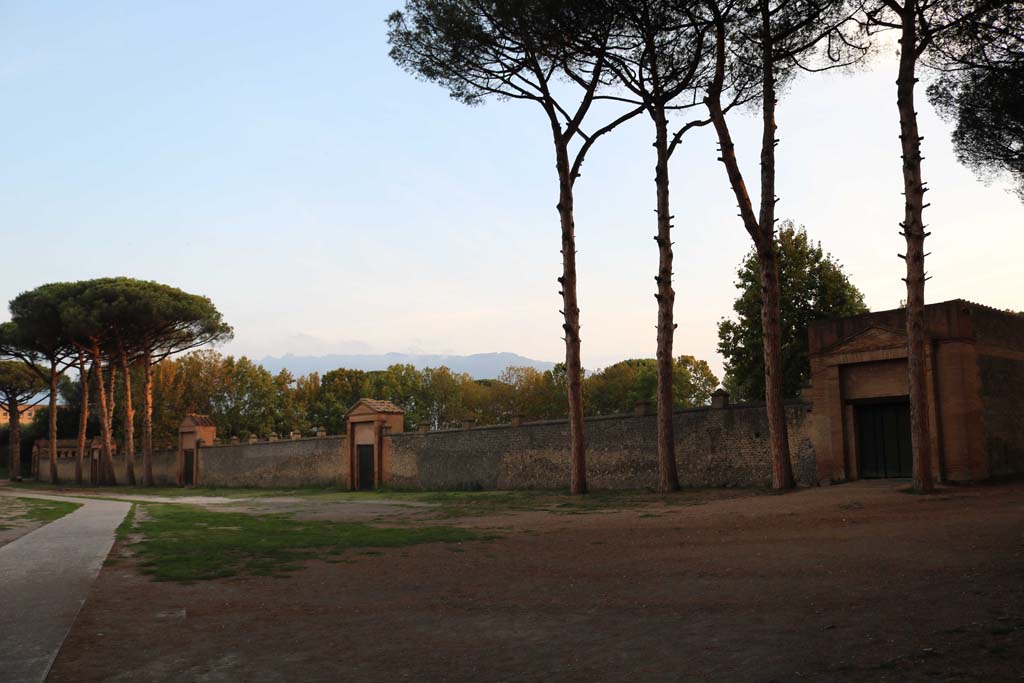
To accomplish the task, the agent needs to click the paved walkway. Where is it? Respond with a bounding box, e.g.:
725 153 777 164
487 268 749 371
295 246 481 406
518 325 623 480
0 490 131 683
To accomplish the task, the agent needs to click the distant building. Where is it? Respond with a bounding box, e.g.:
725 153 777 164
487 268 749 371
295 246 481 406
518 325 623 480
0 404 50 428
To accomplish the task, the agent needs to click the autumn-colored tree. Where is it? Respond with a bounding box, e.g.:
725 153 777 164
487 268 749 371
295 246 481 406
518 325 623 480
388 0 646 493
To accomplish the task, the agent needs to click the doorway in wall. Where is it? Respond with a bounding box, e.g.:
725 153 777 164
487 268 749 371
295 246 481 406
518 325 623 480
855 400 913 478
182 449 196 486
357 444 375 491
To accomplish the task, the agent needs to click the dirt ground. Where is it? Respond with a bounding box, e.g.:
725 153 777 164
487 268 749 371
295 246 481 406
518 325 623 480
49 480 1024 682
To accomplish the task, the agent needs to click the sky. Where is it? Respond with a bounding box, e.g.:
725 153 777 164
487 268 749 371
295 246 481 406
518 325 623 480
1 1 1021 381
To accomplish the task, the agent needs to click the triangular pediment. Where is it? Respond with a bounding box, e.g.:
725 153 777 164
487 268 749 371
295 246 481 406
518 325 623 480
824 325 907 355
344 398 405 418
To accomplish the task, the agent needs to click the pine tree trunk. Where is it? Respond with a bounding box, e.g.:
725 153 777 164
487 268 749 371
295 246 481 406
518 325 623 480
896 0 934 493
92 351 116 485
758 245 795 488
143 353 155 486
8 398 20 481
107 364 116 446
757 0 795 490
653 104 680 493
75 353 89 485
48 365 59 484
120 348 136 485
553 137 587 495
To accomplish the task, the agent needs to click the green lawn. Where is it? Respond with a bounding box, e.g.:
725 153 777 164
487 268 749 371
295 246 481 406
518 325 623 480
12 481 760 518
0 496 82 529
123 503 489 583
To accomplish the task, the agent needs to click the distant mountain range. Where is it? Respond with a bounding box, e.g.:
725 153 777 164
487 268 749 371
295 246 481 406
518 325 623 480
258 352 557 380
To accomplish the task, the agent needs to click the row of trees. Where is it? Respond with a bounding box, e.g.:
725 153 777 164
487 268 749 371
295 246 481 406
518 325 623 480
37 350 717 450
388 0 1023 493
0 278 232 485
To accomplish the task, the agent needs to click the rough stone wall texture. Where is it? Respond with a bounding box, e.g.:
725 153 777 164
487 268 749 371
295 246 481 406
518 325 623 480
390 402 815 490
199 436 347 488
36 449 178 486
977 354 1024 477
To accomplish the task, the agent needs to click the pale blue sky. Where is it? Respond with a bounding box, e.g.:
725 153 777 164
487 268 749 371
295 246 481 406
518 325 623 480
2 1 1021 379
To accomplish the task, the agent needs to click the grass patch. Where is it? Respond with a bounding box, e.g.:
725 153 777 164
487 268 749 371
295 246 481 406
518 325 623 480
13 482 761 519
129 503 488 583
116 504 137 540
15 497 82 523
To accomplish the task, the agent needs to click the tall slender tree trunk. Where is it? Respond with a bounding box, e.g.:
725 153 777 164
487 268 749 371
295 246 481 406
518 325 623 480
143 353 155 486
91 351 116 485
7 398 21 481
552 135 587 495
756 0 795 490
48 364 59 484
653 104 680 492
706 2 794 490
120 347 136 485
107 364 116 448
896 0 934 493
757 245 794 488
75 353 89 485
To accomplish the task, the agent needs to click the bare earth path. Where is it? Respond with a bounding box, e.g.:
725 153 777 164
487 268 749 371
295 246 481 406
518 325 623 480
0 490 130 683
49 481 1024 682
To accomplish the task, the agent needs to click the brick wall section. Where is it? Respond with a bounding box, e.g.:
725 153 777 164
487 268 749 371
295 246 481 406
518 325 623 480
389 402 816 490
977 354 1024 477
199 436 348 488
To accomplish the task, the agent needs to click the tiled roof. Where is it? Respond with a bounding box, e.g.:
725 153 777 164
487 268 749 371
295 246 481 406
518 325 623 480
183 414 217 427
347 398 405 415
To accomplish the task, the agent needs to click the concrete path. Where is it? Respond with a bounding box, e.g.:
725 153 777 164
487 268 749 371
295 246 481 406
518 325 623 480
0 491 131 683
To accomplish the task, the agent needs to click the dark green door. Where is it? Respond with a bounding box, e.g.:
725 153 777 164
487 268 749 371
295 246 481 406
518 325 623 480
856 402 913 478
357 444 375 491
183 449 195 485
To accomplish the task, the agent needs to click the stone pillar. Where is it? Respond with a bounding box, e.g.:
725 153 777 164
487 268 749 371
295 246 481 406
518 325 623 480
230 436 240 445
511 414 525 427
269 433 278 442
634 401 651 416
417 423 430 434
711 389 730 409
248 435 258 444
462 418 475 431
316 428 327 438
290 431 302 440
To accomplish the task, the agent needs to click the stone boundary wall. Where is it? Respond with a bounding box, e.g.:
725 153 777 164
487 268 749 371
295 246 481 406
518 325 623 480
199 436 347 488
36 448 178 486
390 401 816 490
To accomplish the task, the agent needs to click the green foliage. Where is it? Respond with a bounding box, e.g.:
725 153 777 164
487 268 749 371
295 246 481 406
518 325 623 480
922 3 1024 201
126 503 485 582
57 277 232 359
1 282 79 366
0 360 48 407
584 356 718 415
717 222 868 401
929 59 1024 201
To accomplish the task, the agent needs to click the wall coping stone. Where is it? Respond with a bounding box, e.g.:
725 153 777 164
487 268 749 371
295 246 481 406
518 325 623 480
392 400 811 439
